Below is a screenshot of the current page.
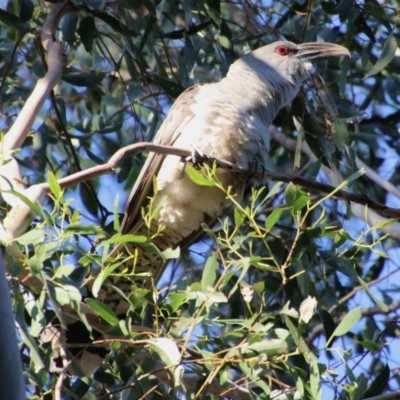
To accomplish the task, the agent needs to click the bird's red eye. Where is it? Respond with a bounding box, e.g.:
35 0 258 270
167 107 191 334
276 46 289 56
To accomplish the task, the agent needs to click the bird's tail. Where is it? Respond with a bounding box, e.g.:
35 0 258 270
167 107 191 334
58 221 183 375
95 221 184 312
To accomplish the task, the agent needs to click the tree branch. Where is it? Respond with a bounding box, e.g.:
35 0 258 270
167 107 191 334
0 3 69 291
35 141 400 219
270 126 400 239
3 138 400 292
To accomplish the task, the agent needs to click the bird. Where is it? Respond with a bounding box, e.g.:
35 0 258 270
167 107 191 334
93 40 350 315
60 40 350 375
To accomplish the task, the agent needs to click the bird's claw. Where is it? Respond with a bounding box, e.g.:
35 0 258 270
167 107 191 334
248 160 264 180
185 145 211 168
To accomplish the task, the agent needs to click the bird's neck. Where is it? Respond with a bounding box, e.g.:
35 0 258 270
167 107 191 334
224 61 302 124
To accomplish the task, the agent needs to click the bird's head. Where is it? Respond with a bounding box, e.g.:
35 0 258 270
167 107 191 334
232 40 350 88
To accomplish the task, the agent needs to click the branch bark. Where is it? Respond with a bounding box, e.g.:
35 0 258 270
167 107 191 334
0 3 68 291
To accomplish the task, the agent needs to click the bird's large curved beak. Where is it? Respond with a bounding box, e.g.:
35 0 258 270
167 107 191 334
295 42 350 61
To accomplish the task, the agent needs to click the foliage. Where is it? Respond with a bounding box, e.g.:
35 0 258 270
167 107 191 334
1 0 400 399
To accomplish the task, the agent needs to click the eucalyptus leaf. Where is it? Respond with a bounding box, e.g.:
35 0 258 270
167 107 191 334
364 35 397 79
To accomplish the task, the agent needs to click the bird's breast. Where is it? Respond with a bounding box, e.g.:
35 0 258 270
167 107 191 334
153 84 271 236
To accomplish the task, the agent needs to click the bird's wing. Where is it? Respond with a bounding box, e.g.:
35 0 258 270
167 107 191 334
120 84 203 235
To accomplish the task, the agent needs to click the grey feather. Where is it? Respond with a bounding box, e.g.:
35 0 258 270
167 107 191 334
94 41 350 312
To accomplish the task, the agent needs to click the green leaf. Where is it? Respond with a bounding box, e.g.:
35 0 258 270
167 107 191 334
304 160 321 180
89 10 137 37
371 249 388 259
293 193 310 212
153 50 168 77
226 339 288 359
61 12 78 46
61 71 105 87
265 181 283 200
201 253 219 289
15 301 45 373
339 55 351 97
283 184 309 212
186 286 227 304
162 247 180 260
53 285 82 306
220 20 234 67
357 340 383 352
345 363 357 383
332 119 349 151
3 189 44 219
19 0 34 22
228 257 251 298
334 0 353 22
86 298 119 326
362 3 396 23
55 95 67 125
146 338 181 366
327 307 361 346
153 77 186 98
7 256 23 277
167 293 187 313
318 309 336 342
17 229 45 246
353 374 368 399
361 46 373 71
295 372 305 398
54 265 75 278
205 0 220 26
138 14 156 54
348 131 377 142
27 257 43 276
112 195 121 233
79 183 99 217
159 21 212 39
284 316 317 364
78 17 96 53
374 218 397 229
310 168 365 210
106 234 148 244
234 207 246 228
355 13 375 44
321 1 336 14
364 35 397 79
357 277 388 312
91 262 122 298
0 8 29 30
310 361 321 400
34 123 50 158
185 165 216 186
363 364 390 398
265 207 287 229
47 170 63 200
75 116 123 134
29 299 46 337
239 362 271 394
294 128 303 168
65 223 102 234
284 182 296 207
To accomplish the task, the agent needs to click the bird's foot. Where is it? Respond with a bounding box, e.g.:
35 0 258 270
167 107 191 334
185 145 212 169
248 160 265 181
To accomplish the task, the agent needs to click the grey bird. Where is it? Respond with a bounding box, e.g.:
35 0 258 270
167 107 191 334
97 40 350 314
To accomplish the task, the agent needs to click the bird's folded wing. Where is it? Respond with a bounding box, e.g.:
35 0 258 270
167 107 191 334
120 84 203 235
